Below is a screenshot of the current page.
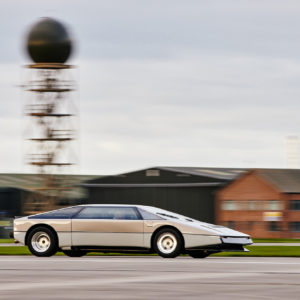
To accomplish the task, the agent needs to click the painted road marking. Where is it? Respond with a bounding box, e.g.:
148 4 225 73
0 272 258 291
0 257 300 266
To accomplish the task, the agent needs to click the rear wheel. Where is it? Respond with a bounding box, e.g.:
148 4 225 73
62 250 87 257
27 226 58 257
153 228 182 258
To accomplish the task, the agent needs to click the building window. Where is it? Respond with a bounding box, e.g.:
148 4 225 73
222 200 236 210
269 200 281 211
248 201 256 210
290 222 300 232
290 200 300 211
252 201 264 210
227 221 235 229
238 201 248 210
236 221 250 230
248 221 255 230
268 221 280 232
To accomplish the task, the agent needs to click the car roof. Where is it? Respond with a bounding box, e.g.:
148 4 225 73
77 204 190 220
78 204 151 209
76 204 158 212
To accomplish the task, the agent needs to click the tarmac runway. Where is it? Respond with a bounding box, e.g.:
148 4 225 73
0 256 300 300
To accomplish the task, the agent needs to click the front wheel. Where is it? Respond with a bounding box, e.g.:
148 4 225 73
153 228 182 258
27 226 58 257
63 250 87 257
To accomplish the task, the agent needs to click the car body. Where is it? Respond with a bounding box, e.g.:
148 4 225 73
14 204 252 258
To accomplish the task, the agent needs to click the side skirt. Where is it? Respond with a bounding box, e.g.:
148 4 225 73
69 246 153 254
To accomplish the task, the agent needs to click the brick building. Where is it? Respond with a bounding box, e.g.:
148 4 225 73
216 169 300 238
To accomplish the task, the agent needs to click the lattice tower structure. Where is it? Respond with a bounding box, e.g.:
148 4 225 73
24 63 77 214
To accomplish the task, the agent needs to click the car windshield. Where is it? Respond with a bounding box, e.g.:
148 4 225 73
141 207 189 220
142 207 216 225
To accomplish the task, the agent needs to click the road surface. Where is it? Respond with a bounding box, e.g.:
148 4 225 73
0 256 299 299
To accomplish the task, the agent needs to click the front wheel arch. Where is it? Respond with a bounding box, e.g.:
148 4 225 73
151 225 184 251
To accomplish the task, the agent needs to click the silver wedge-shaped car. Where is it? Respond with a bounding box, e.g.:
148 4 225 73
14 204 252 258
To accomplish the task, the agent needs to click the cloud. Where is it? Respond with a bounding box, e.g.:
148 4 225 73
78 54 300 173
1 0 300 174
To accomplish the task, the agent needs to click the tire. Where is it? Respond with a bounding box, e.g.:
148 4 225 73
63 250 87 257
188 250 211 259
27 226 58 257
153 228 182 258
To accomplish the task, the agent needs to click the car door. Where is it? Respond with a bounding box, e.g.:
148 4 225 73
71 206 144 247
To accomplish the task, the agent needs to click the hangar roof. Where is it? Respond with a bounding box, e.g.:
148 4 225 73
158 167 246 180
84 167 247 187
83 167 300 192
0 174 99 198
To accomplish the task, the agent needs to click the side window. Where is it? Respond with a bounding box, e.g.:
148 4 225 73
138 209 163 220
28 206 82 219
74 207 141 220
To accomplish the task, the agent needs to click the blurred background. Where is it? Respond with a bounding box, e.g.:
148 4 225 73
1 1 300 238
2 1 300 174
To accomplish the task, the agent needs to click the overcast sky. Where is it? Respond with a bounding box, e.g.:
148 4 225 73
1 0 300 175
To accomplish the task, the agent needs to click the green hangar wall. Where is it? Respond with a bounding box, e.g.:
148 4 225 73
83 167 244 223
0 188 24 217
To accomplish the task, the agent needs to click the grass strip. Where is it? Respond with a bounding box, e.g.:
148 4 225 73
0 239 14 243
0 247 31 255
0 247 69 256
212 246 300 257
0 245 299 256
253 238 300 243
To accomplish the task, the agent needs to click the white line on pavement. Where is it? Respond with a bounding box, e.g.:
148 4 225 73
0 257 300 265
0 272 256 291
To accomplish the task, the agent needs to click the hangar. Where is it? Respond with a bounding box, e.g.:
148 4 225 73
82 167 245 223
0 174 97 216
0 174 97 237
